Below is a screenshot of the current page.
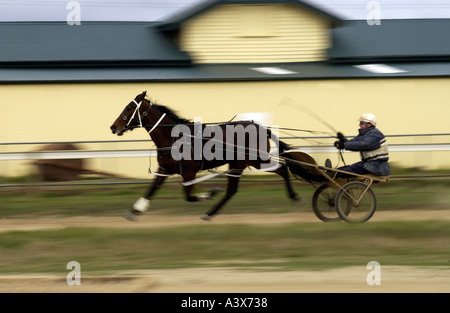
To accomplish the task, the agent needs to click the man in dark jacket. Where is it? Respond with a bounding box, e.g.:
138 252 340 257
334 113 390 177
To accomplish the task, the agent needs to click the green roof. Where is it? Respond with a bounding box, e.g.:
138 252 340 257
0 22 191 67
329 19 450 63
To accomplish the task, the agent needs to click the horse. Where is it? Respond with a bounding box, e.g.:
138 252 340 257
110 91 299 221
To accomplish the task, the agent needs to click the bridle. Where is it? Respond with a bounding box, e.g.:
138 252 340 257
119 98 174 177
121 99 166 134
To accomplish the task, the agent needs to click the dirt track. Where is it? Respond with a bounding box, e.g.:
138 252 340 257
1 209 449 233
1 210 449 293
1 266 449 293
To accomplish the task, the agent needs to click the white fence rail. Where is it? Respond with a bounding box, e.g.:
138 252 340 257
1 144 450 161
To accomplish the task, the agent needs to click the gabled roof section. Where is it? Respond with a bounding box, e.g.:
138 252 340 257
328 19 450 63
158 0 344 31
0 22 192 67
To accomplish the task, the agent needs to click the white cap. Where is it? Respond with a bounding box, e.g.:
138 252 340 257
359 113 377 126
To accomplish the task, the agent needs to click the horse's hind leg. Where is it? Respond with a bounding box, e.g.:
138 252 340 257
202 168 243 221
252 162 300 201
273 165 300 201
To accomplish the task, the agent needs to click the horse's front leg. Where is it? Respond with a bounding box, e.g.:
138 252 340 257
123 169 168 221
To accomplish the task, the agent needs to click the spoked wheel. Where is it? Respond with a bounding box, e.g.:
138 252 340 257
312 183 343 222
335 181 377 223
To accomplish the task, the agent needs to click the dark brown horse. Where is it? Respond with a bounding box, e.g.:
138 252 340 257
110 91 299 220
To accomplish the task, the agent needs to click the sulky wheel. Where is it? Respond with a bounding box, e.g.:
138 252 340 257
335 181 377 223
312 183 344 222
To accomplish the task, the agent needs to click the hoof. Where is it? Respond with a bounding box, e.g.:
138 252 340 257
197 188 224 201
200 214 211 221
209 187 224 198
122 210 138 222
292 194 302 202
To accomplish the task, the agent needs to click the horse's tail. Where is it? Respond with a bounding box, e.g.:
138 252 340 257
267 127 323 183
267 127 327 183
278 139 291 154
266 128 291 154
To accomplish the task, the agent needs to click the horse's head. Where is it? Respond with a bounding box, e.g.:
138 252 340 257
110 91 151 136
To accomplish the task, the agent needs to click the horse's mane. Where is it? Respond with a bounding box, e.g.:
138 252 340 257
151 102 192 124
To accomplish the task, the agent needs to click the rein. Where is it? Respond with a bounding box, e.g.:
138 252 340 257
123 100 342 163
147 112 167 134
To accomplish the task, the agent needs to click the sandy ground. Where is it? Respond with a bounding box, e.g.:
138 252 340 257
0 210 449 293
1 266 449 293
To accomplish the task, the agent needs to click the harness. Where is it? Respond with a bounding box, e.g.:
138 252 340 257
119 100 280 184
122 99 166 135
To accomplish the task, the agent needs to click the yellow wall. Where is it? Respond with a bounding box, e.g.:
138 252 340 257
180 4 330 63
1 78 449 178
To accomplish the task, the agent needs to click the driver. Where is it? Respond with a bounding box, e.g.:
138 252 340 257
334 113 390 177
